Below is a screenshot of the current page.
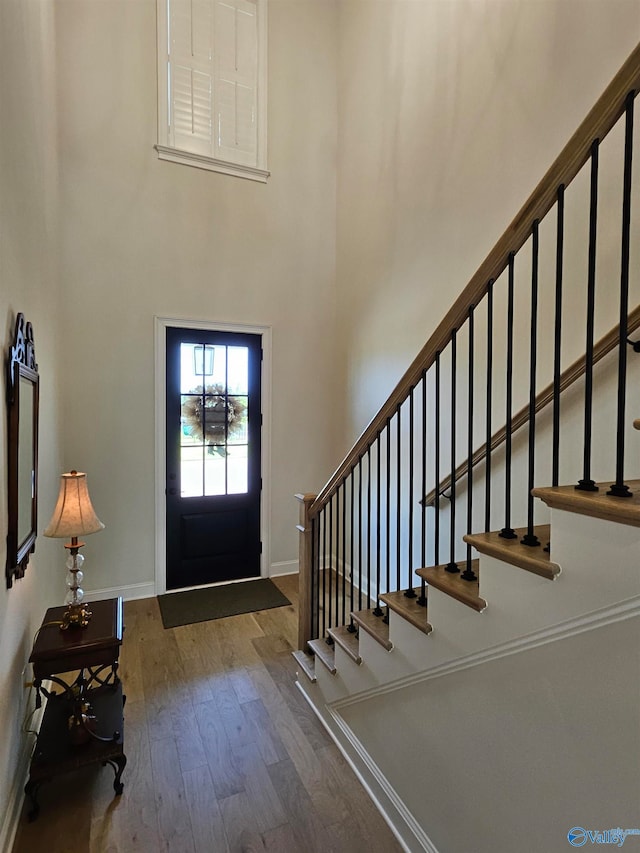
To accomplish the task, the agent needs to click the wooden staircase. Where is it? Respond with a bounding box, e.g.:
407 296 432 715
292 473 640 853
295 480 640 683
290 41 640 853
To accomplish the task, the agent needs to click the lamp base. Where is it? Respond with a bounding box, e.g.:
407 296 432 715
60 603 93 630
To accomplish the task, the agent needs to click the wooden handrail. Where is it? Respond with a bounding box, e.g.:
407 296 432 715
309 42 640 520
423 305 640 506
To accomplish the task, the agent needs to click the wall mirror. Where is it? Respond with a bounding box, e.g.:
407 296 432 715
6 313 39 587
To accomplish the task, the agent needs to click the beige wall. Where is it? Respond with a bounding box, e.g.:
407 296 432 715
0 0 64 837
341 612 640 852
0 0 339 832
54 0 339 591
2 0 640 837
335 0 640 446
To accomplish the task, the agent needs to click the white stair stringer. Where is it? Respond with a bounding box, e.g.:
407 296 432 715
294 507 640 852
296 675 440 853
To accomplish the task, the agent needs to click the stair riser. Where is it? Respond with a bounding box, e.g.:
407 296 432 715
330 630 421 695
549 508 640 603
312 649 363 703
332 643 378 693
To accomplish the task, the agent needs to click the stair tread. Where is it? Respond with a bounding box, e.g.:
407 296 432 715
328 625 362 664
464 525 560 580
308 638 336 674
378 588 432 635
351 609 393 651
416 561 487 612
532 480 640 528
292 649 316 683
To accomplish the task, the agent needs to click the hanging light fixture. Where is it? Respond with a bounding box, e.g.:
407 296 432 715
193 344 214 377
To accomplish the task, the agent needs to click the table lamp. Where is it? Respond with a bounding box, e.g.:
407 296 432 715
43 471 104 630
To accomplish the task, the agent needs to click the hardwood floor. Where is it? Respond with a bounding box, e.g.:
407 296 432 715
12 576 402 853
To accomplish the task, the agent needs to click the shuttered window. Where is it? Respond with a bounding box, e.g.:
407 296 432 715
156 0 268 182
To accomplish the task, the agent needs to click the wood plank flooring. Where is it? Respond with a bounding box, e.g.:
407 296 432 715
12 576 402 853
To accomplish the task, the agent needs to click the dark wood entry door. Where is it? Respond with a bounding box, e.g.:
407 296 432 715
166 327 262 590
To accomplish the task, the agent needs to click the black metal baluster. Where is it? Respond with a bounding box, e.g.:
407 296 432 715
358 457 363 611
327 494 334 637
396 404 402 590
341 480 349 628
608 91 635 499
384 418 391 622
484 280 494 532
321 505 327 638
552 185 565 488
374 436 384 616
405 388 417 597
350 466 355 616
446 331 459 573
343 476 356 634
462 308 477 580
434 352 441 565
366 444 372 607
335 484 341 626
418 370 428 606
576 140 600 493
521 221 541 547
500 253 517 539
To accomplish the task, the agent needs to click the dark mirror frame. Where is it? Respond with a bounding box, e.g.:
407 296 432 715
6 313 39 588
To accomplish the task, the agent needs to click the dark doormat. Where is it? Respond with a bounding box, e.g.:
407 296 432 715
157 578 291 629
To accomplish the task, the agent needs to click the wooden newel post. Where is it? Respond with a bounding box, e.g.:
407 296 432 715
295 493 317 652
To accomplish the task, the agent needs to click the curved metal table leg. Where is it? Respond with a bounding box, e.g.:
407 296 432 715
103 753 127 795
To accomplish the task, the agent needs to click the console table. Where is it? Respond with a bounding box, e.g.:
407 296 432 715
24 597 127 821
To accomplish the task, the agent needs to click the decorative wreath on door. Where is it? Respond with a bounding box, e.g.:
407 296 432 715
181 384 247 451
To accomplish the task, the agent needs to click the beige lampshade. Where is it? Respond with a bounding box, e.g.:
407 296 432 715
43 471 105 539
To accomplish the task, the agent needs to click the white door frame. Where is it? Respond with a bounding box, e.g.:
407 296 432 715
154 315 271 595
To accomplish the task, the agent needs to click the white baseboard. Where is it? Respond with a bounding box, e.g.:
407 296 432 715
295 680 439 853
269 560 298 577
1 746 30 853
1 692 47 853
85 569 300 601
84 581 156 602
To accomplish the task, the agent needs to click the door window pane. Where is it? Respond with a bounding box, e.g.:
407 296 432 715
180 454 203 497
204 453 226 496
227 445 248 494
227 395 248 444
179 341 250 497
227 346 248 393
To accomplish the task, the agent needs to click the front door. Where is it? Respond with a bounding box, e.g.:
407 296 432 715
165 327 262 590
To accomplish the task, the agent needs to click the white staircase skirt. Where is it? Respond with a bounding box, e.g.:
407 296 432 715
294 507 640 853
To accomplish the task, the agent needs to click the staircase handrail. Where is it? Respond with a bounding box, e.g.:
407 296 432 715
309 42 640 520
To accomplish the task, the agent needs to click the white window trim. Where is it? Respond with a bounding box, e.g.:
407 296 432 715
154 144 270 182
155 0 269 182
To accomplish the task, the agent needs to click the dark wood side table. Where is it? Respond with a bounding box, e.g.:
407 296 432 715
24 597 127 821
